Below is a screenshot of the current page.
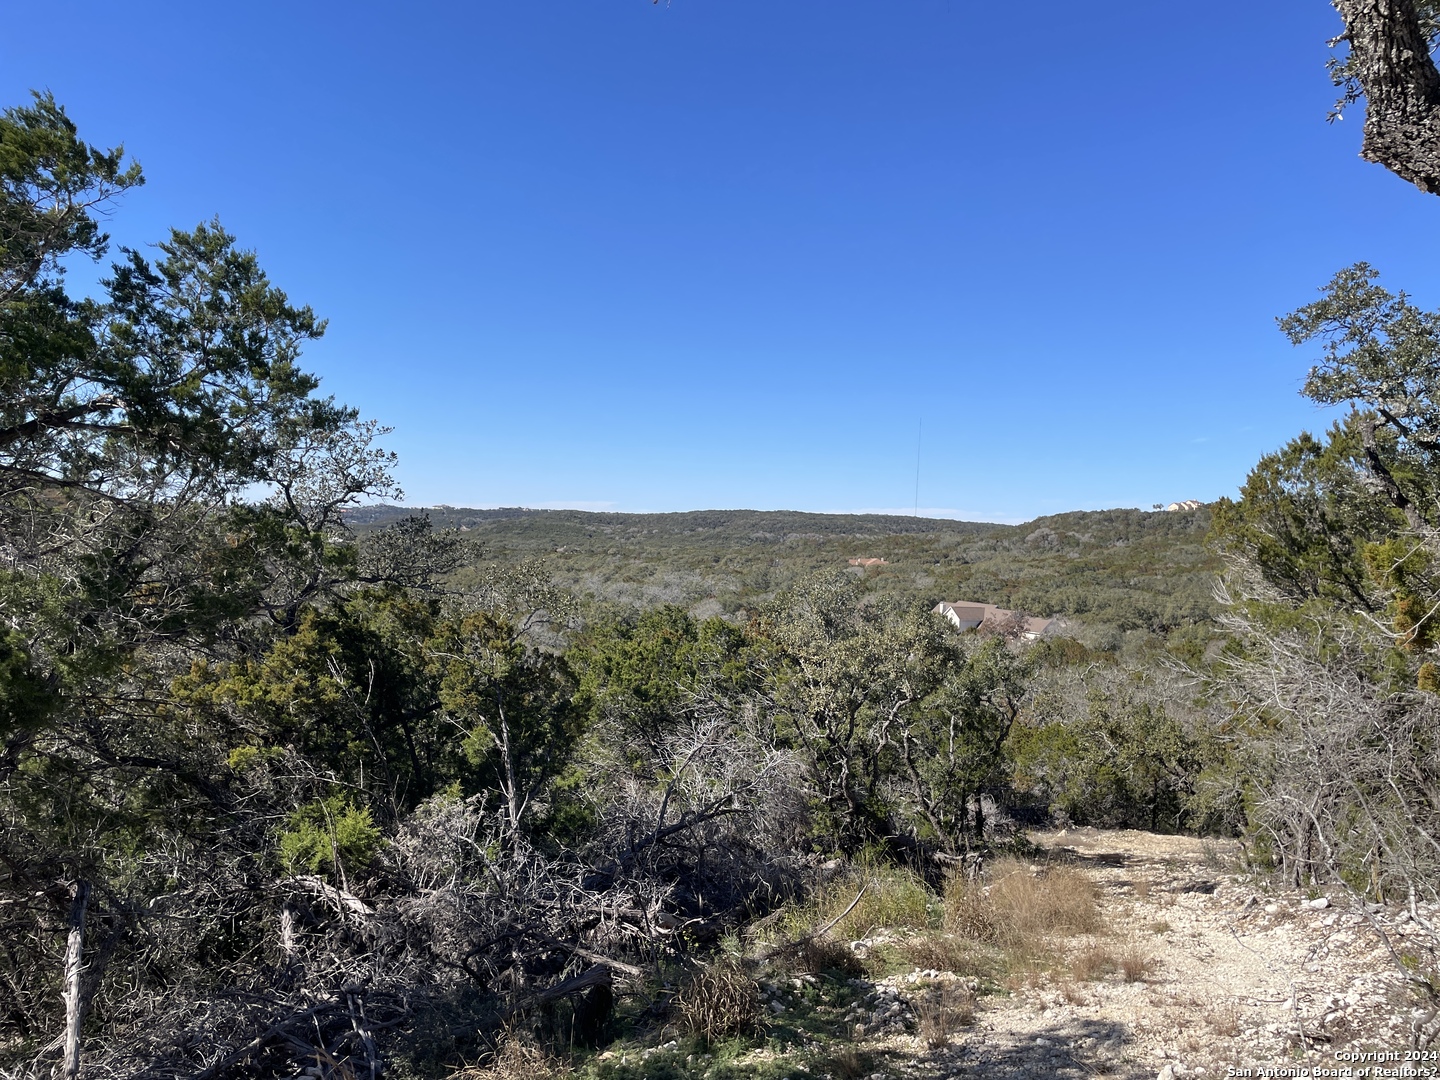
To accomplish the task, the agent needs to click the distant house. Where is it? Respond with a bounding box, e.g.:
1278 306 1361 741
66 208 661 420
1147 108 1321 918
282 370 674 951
1164 500 1203 512
932 600 1053 641
848 557 887 567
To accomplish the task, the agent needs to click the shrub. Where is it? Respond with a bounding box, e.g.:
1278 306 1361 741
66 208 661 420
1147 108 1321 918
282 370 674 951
1118 946 1154 983
819 1048 871 1080
795 934 866 977
278 795 382 879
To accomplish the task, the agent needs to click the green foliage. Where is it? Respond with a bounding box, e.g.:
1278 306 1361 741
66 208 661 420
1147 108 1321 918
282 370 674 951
1283 264 1440 491
361 504 1221 656
174 590 451 810
572 606 704 750
899 635 1030 849
0 90 144 290
432 608 583 834
1010 671 1227 834
1363 536 1440 651
760 577 931 850
0 627 56 743
1210 417 1400 610
278 796 381 878
571 606 757 756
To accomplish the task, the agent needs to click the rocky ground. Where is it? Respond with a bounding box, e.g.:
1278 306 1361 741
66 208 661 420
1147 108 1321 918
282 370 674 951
812 828 1435 1080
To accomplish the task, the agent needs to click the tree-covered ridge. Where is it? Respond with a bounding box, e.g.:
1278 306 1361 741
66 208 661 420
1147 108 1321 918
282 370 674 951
349 503 1221 654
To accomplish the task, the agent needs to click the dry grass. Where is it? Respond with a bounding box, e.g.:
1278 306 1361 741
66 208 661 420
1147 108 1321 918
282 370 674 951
915 984 976 1049
1132 877 1151 899
671 960 761 1042
945 858 1102 949
1059 980 1089 1006
1206 1003 1241 1038
819 1048 871 1080
453 1035 571 1080
794 934 867 977
1068 944 1117 981
942 875 996 940
1118 946 1154 983
901 932 997 978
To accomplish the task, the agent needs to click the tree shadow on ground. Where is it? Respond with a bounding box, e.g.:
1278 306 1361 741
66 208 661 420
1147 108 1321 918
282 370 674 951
882 1016 1151 1079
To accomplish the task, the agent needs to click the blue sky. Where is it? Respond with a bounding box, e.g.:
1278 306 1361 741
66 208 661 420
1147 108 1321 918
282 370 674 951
6 1 1438 523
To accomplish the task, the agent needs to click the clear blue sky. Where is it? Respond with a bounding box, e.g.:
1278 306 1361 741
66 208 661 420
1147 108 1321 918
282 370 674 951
6 1 1437 523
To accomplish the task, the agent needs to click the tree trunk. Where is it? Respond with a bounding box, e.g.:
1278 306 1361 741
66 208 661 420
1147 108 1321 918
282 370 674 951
60 879 90 1080
1335 0 1440 193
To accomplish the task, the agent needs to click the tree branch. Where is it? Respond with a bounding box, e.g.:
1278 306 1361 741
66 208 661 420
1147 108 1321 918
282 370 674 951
1335 0 1440 193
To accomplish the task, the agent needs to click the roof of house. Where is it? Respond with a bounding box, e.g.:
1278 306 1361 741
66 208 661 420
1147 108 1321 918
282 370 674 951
932 600 1053 638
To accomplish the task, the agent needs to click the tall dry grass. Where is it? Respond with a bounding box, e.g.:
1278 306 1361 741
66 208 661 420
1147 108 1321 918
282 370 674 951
944 857 1101 949
671 960 762 1042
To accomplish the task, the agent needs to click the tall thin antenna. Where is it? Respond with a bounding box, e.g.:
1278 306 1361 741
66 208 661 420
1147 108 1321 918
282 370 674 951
913 418 922 518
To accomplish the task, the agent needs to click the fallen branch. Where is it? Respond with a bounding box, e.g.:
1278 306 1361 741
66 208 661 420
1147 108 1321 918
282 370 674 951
501 965 613 1020
523 931 645 977
193 1000 344 1080
286 875 376 920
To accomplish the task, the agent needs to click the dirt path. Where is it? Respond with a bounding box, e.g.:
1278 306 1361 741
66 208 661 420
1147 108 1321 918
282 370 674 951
856 827 1431 1080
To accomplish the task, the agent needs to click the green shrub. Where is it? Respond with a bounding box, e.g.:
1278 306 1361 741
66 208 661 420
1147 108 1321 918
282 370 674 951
278 795 381 879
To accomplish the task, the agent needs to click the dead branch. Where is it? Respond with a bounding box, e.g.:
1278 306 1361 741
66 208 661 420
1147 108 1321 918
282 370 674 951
192 1000 345 1080
500 965 614 1020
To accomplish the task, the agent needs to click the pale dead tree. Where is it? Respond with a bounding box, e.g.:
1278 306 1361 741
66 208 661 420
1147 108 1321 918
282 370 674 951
58 880 88 1080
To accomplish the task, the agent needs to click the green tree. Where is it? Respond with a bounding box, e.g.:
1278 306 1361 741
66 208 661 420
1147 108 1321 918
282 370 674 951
1210 415 1401 610
896 635 1029 850
0 94 407 1066
431 610 583 838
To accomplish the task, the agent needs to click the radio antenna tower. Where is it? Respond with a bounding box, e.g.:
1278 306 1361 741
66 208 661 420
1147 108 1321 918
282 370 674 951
914 418 922 517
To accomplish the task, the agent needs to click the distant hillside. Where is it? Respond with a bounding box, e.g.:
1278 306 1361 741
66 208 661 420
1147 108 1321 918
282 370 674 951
348 505 1220 657
344 505 1005 539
